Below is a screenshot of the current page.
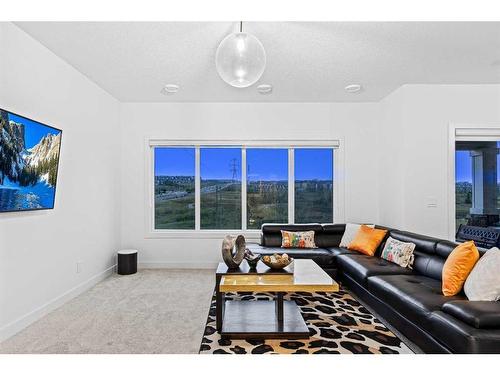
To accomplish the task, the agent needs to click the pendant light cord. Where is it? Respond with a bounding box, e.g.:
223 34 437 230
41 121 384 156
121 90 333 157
240 21 243 33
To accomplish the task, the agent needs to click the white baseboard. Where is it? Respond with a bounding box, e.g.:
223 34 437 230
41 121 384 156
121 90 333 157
139 261 217 270
0 264 116 343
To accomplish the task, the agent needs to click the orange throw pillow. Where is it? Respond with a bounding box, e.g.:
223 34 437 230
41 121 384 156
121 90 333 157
442 241 479 296
348 225 388 256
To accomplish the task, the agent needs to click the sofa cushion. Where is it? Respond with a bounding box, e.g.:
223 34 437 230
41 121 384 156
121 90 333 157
348 225 388 256
321 246 359 266
261 224 323 247
367 274 466 327
281 230 317 248
380 236 415 268
316 224 345 248
246 243 335 266
442 241 479 296
339 223 374 247
464 247 500 301
442 301 500 329
428 311 500 353
388 230 438 255
337 254 413 285
388 230 444 280
435 240 459 258
327 246 353 257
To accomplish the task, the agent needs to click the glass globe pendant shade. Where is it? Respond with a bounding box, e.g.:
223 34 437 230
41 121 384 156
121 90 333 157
215 32 266 88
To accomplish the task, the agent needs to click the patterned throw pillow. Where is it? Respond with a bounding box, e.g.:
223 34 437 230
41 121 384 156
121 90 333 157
464 247 500 301
281 230 317 248
380 237 416 268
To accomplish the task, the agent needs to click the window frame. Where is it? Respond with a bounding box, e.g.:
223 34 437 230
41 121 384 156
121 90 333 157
447 123 500 241
145 139 343 239
293 147 335 224
245 147 290 229
199 146 243 230
153 146 196 230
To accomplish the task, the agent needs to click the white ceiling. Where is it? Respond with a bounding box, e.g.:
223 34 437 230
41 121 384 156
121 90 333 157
15 22 500 102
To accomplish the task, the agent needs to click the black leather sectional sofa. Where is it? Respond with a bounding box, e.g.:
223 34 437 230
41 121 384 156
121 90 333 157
246 223 500 354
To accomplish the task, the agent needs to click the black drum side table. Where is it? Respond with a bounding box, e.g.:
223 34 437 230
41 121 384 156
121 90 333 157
117 249 138 275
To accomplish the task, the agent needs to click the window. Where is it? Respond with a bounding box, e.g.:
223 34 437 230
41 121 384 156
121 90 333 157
149 141 339 233
295 148 333 223
154 148 195 229
200 148 242 229
246 149 288 229
455 141 500 231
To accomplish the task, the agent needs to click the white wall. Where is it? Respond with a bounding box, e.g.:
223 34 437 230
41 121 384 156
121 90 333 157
377 86 408 228
0 23 121 340
120 102 381 268
379 84 500 238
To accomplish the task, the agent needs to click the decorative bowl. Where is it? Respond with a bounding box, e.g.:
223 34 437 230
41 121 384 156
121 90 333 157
261 254 294 270
246 254 261 269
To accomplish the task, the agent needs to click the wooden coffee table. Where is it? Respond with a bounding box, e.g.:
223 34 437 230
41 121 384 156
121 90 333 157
215 259 339 339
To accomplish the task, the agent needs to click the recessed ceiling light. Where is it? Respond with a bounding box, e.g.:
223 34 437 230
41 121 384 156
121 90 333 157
345 84 363 93
161 84 180 95
257 84 273 94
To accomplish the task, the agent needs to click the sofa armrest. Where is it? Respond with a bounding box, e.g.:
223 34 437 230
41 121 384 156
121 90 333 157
442 301 500 329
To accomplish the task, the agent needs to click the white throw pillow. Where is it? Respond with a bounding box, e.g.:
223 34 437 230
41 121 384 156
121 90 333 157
339 223 375 248
464 247 500 301
380 237 415 268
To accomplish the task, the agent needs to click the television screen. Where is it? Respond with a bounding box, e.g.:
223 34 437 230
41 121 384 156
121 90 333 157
0 108 62 212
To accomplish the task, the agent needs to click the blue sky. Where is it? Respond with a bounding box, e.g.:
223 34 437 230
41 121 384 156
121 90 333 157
8 113 60 149
201 148 241 180
456 148 500 183
155 148 195 176
154 148 335 180
247 148 288 181
295 149 333 180
456 151 472 182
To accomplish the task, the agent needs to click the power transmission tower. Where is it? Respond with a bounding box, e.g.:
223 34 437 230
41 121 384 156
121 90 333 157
229 158 238 182
215 184 220 227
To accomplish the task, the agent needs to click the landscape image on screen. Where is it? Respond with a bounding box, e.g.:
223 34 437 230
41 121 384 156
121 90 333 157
0 109 62 212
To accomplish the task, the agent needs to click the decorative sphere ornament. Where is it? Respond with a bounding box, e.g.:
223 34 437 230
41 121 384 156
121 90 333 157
215 32 266 88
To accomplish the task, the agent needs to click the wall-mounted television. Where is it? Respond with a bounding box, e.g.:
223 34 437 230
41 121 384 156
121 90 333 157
0 108 62 212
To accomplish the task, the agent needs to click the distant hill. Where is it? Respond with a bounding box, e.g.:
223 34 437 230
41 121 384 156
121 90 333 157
456 181 472 193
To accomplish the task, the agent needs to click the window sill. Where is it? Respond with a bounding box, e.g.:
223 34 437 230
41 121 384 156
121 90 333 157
144 230 262 241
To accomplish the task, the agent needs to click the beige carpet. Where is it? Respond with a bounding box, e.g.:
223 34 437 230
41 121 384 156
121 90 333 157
0 269 214 354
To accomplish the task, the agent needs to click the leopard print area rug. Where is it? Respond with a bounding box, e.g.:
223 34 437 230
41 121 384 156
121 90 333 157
199 290 413 354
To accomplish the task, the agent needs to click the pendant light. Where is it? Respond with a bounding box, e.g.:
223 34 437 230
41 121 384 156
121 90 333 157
215 22 266 88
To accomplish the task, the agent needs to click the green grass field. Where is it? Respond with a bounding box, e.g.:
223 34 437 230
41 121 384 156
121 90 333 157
155 176 195 229
246 181 288 229
155 196 195 229
155 179 336 229
295 182 333 223
200 182 241 229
